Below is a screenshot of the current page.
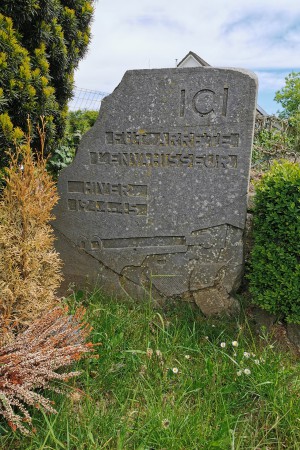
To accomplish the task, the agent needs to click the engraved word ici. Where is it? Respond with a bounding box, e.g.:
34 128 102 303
180 87 229 117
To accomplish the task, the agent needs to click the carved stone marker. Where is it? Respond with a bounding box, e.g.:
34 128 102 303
53 67 257 315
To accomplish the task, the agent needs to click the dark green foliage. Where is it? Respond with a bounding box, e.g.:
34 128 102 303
0 0 94 169
47 144 75 176
47 109 98 177
68 109 98 137
249 161 300 323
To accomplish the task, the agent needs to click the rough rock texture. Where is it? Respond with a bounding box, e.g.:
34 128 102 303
53 67 257 315
286 323 300 349
251 306 277 333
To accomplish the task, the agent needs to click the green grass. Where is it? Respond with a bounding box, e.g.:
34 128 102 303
1 290 300 449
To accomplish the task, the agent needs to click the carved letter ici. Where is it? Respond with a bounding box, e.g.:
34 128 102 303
53 65 257 317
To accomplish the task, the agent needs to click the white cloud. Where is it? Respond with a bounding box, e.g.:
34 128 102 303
255 70 291 91
74 0 300 112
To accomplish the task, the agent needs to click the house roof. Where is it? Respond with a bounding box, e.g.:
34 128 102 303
177 51 268 116
177 51 210 68
256 104 268 116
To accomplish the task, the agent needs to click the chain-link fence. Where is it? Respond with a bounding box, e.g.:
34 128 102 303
69 87 110 111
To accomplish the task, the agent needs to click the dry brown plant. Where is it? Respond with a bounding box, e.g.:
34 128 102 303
0 119 62 339
0 306 97 435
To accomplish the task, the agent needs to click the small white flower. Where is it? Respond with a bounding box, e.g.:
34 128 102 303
251 353 256 357
172 367 179 374
184 354 191 360
232 341 238 347
156 350 162 357
204 336 209 340
220 342 226 348
233 352 237 357
244 368 251 375
243 352 250 358
254 359 260 365
237 370 242 376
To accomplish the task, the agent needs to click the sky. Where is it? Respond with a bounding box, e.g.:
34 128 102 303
74 0 300 115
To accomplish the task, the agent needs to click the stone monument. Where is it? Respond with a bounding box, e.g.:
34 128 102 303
53 67 257 315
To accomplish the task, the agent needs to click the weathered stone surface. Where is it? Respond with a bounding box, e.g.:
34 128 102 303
251 306 276 332
193 288 240 317
286 323 300 348
53 67 257 313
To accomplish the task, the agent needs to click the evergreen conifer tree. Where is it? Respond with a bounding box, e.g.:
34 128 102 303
0 0 94 169
0 120 62 336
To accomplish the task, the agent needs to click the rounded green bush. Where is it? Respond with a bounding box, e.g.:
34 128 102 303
249 161 300 323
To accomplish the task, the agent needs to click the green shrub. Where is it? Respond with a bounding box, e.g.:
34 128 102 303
47 144 75 178
47 109 98 178
248 160 300 323
68 109 98 139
